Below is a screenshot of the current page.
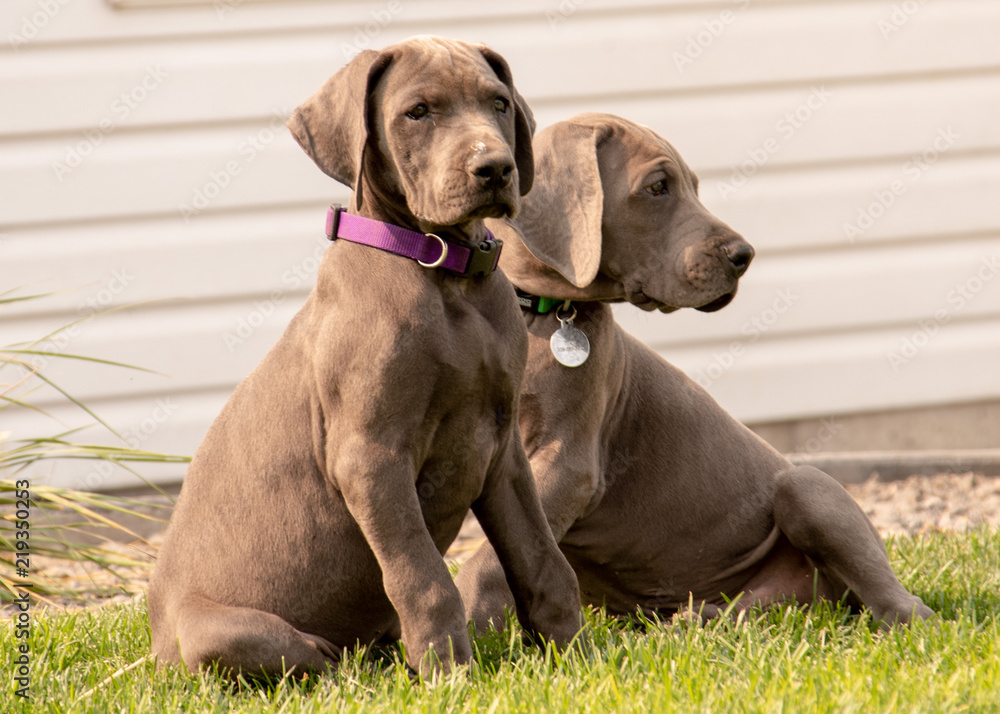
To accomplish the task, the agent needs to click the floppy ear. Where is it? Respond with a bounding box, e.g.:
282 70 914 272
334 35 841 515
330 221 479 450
287 50 393 206
476 45 534 196
518 121 606 288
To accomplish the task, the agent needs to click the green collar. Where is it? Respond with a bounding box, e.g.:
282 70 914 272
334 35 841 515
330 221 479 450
515 289 565 314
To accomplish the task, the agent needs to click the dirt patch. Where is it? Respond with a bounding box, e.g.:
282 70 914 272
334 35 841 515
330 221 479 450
845 471 1000 536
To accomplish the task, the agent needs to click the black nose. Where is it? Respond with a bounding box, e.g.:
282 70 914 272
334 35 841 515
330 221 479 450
468 153 514 190
723 240 754 277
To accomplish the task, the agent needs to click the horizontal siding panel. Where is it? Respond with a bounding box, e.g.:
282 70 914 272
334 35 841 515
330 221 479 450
532 72 1000 179
5 3 1000 138
657 314 1000 424
616 234 1000 348
8 63 1000 181
9 389 230 491
557 0 1000 95
3 0 702 47
5 296 305 408
1 125 333 226
2 38 338 137
0 206 334 318
706 150 1000 253
385 2 1000 101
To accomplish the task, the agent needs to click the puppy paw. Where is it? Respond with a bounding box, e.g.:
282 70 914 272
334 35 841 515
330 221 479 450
670 601 723 625
298 631 341 664
873 596 935 628
409 635 473 681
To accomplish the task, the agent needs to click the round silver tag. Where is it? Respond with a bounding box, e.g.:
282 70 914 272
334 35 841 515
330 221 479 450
550 323 590 367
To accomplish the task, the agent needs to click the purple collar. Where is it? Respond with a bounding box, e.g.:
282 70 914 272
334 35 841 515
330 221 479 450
325 205 502 279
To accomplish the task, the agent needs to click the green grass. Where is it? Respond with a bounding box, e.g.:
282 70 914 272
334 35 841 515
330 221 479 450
4 528 998 713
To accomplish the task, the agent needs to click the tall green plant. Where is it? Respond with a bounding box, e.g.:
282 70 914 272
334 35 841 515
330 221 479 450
1 288 187 604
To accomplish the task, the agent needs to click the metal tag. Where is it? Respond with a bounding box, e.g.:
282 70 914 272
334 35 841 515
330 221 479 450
550 305 590 367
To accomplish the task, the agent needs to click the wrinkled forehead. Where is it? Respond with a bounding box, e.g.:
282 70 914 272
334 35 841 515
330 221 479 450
626 122 686 168
379 37 507 98
621 120 698 186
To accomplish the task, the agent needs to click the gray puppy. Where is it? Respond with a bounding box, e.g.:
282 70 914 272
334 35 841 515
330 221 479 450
456 112 933 628
148 37 581 679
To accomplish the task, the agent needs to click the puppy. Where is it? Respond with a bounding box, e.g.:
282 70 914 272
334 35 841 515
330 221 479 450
456 112 933 629
148 37 581 679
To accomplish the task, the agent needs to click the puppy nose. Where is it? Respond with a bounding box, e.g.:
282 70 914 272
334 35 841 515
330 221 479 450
723 240 754 277
468 153 514 189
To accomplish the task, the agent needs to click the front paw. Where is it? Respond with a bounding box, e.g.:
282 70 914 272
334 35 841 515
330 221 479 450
454 547 516 636
407 629 473 679
399 590 473 678
299 631 342 665
873 595 935 628
523 563 583 647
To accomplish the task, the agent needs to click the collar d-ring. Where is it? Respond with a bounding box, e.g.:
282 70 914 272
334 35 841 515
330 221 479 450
555 300 577 323
418 233 449 268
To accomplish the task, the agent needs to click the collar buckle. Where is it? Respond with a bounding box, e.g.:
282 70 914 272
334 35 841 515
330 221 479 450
515 289 563 314
325 203 342 241
453 236 503 279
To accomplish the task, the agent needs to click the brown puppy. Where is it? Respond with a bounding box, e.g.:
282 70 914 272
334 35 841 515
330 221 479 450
148 37 580 679
455 112 932 628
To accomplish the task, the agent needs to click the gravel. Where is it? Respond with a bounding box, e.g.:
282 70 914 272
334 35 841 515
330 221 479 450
845 471 1000 536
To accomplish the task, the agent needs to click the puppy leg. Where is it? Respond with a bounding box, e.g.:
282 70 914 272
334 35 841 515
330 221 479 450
454 539 515 636
335 444 472 676
465 433 582 646
169 595 339 677
773 465 934 624
457 443 597 635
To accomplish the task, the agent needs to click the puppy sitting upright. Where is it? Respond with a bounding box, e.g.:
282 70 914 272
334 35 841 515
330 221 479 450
456 112 932 628
148 37 581 678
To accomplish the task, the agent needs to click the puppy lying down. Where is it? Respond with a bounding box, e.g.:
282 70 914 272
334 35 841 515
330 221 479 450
455 112 933 628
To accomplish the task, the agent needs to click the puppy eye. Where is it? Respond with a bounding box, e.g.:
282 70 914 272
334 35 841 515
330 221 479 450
494 97 509 113
646 180 668 197
406 104 429 120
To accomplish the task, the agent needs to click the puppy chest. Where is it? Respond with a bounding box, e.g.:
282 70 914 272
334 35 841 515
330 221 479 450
429 333 521 425
413 447 490 535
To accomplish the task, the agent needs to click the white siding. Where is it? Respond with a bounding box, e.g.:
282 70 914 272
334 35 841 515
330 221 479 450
2 0 998 489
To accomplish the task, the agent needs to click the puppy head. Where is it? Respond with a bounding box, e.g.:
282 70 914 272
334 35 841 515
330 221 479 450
514 112 753 312
287 36 534 231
